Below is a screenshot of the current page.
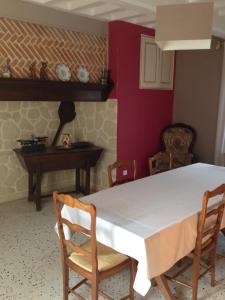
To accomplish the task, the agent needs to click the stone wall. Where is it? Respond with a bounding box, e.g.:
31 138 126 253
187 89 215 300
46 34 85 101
0 101 73 204
0 100 117 204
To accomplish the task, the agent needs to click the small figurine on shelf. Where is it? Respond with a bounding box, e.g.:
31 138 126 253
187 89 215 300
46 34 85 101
62 133 71 148
100 68 112 85
29 62 38 79
40 62 48 80
2 58 12 78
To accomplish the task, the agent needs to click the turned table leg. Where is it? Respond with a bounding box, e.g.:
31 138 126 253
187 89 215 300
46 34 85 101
155 275 174 300
28 172 34 202
75 165 91 195
35 166 42 211
85 165 91 195
75 167 81 193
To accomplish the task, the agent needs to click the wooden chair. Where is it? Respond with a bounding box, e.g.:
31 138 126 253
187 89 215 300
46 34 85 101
148 152 173 176
107 160 136 187
53 192 136 300
166 184 225 300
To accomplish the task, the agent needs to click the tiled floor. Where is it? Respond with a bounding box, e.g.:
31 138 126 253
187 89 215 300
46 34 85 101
1 198 225 300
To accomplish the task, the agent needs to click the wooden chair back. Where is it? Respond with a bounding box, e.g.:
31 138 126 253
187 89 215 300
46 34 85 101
53 192 98 275
165 184 225 300
148 152 173 176
107 160 136 187
195 184 225 256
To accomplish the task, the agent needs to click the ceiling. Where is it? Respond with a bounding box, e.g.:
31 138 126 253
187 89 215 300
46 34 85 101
21 0 225 38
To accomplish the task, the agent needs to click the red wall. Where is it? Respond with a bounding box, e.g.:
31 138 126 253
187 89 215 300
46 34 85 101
109 21 174 178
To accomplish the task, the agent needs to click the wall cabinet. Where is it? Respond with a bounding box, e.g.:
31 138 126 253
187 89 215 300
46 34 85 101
140 34 174 90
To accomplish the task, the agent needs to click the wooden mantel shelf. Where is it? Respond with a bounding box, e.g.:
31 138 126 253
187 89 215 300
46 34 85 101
0 78 113 102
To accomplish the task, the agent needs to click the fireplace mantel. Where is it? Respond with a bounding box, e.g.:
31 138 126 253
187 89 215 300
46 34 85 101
0 78 113 102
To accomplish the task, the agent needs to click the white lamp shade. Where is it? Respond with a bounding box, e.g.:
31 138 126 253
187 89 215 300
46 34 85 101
155 2 214 51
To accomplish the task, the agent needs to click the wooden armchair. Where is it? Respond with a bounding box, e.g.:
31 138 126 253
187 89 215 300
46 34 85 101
148 152 173 176
161 123 196 168
53 192 136 300
107 160 136 187
166 184 225 300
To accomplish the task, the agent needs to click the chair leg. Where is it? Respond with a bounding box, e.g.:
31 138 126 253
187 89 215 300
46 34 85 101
92 279 98 300
151 279 157 287
192 255 200 300
221 229 225 237
129 259 137 299
210 249 216 287
63 264 69 300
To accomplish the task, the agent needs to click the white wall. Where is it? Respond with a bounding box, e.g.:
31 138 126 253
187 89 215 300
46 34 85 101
0 0 107 36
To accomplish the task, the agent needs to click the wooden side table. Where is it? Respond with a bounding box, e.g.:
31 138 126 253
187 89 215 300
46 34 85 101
14 145 103 211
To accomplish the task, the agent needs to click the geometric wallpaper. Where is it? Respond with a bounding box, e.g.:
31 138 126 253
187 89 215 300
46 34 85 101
0 17 106 82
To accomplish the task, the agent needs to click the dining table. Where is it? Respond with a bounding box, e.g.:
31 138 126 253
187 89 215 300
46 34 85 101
60 163 225 299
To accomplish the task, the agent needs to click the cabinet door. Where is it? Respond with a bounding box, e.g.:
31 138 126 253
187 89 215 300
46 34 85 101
158 49 174 90
140 34 174 90
140 35 160 89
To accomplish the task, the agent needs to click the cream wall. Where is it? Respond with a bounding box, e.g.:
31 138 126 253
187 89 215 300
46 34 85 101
0 100 117 204
0 0 107 36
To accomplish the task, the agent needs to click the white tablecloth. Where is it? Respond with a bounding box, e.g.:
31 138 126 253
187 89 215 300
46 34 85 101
60 163 225 296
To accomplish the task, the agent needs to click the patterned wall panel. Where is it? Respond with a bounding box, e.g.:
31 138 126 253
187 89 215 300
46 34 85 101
0 18 106 82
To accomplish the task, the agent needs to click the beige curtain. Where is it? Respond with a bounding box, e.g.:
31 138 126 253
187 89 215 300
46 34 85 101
215 42 225 166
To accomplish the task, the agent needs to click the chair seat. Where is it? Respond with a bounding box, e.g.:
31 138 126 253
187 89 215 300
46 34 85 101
152 164 170 175
54 192 135 300
112 178 134 187
69 240 129 272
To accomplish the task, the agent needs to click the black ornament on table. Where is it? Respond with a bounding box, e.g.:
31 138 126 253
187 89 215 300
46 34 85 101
17 136 48 152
